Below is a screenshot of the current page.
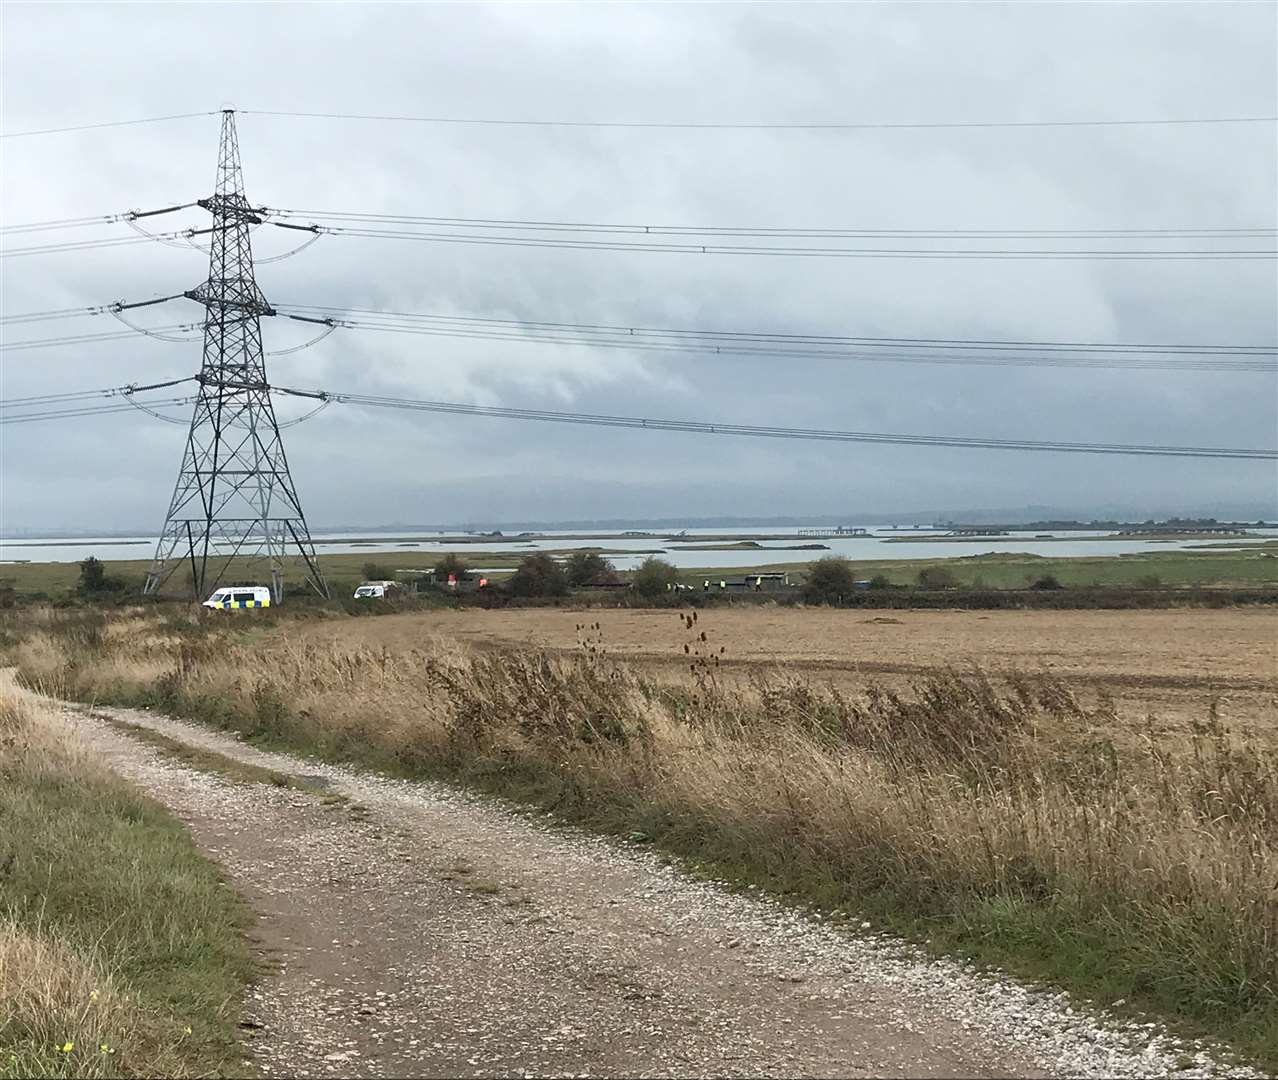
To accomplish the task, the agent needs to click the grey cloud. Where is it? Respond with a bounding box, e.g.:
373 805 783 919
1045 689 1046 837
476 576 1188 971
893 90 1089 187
2 1 1275 531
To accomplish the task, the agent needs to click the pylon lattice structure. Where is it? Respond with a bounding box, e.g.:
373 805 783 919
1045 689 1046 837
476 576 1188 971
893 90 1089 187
143 110 328 601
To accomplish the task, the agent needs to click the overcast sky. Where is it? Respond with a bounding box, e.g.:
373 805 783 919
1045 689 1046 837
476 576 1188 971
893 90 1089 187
2 1 1275 532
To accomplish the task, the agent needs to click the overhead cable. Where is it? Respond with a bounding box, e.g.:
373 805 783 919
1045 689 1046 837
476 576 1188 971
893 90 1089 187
238 108 1278 131
0 376 199 425
0 203 197 235
256 230 325 262
272 305 1277 373
265 221 1277 260
0 376 198 409
0 294 185 328
0 397 195 424
314 318 1275 373
272 384 1277 460
0 325 201 351
0 305 105 326
0 376 326 430
107 307 204 343
0 387 122 407
1 112 218 139
280 304 1275 355
266 323 337 356
265 207 1278 241
0 233 183 258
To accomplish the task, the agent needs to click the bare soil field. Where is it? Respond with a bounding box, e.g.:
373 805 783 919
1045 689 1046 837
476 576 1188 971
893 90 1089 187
301 607 1278 738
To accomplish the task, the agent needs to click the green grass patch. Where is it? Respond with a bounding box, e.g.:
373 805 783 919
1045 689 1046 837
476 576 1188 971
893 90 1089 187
98 714 336 799
0 695 255 1078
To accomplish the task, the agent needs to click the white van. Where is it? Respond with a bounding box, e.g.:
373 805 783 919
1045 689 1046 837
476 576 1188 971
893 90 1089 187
353 580 398 599
202 585 272 610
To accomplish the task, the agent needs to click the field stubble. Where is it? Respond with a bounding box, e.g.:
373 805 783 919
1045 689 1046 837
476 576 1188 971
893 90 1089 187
301 606 1278 741
5 604 1277 1068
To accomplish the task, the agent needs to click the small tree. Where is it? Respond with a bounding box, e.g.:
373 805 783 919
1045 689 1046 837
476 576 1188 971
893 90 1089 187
508 553 569 597
802 556 856 604
867 574 891 590
433 553 468 582
917 566 959 589
631 557 678 598
77 556 125 595
361 561 396 581
566 551 614 586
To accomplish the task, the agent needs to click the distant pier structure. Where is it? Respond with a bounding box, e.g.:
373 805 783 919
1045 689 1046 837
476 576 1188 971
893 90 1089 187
797 526 868 538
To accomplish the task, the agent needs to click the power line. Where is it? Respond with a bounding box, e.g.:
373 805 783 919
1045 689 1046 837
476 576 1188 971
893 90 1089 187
266 221 1277 260
272 384 1276 460
0 203 197 236
0 215 127 235
0 325 201 351
300 317 1275 374
238 108 1278 132
0 112 218 139
0 397 195 425
0 233 187 258
8 298 1271 371
10 299 1271 357
12 368 1266 458
0 305 104 326
0 376 197 408
0 377 200 425
281 304 1275 356
265 207 1278 241
0 387 124 407
273 304 1276 373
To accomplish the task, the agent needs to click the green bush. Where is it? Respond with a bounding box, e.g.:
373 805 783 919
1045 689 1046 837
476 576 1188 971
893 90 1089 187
631 557 678 598
917 566 959 590
1030 574 1065 591
566 551 615 586
803 557 856 604
76 556 126 595
508 553 569 598
360 561 396 581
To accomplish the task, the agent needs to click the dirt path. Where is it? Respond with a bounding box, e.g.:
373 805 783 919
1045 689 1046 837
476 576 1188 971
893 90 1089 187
72 703 1250 1079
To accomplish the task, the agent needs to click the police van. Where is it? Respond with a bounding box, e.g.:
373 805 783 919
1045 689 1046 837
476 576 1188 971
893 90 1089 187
353 580 399 599
202 586 272 610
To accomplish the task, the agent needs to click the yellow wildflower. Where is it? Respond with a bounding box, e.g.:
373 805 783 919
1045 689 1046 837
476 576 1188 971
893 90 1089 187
61 1042 73 1053
90 990 99 1002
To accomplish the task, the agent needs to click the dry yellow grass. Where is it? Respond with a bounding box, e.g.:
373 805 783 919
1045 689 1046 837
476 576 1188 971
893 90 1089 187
8 606 1278 1065
298 605 1278 739
0 918 141 1079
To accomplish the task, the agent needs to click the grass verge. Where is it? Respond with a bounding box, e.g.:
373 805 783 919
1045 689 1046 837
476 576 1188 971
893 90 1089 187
0 676 255 1078
7 605 1277 1069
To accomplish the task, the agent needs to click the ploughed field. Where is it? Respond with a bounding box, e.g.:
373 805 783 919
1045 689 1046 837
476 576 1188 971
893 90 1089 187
303 606 1278 741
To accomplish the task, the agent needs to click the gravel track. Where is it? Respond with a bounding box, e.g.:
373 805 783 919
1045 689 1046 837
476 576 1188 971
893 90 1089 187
72 702 1260 1079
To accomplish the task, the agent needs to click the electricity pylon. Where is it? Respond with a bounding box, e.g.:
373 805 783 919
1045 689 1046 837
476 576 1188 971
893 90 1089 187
143 110 328 601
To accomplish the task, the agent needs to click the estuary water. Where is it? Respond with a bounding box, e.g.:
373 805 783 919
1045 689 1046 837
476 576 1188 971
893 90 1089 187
3 526 1274 571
